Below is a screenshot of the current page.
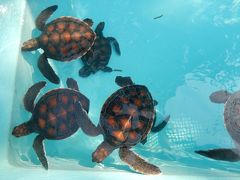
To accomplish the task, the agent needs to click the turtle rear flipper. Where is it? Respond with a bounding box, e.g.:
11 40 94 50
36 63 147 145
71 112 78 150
66 78 79 91
33 135 48 170
79 66 92 77
108 37 121 55
209 90 232 104
38 53 60 84
119 147 161 175
151 115 170 133
67 80 90 112
24 81 46 112
195 149 240 162
115 76 134 87
36 5 58 31
92 140 116 163
76 102 101 136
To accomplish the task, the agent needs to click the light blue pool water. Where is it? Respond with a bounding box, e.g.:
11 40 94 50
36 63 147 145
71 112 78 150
1 0 240 179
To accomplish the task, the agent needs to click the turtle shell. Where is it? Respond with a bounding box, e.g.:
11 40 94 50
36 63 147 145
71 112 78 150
38 17 96 61
81 36 111 71
100 85 155 147
32 88 89 140
224 91 240 145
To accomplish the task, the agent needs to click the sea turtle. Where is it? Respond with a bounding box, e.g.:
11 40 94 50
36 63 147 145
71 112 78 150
22 5 96 84
12 78 99 169
79 22 121 77
115 76 170 145
89 76 169 174
195 90 240 162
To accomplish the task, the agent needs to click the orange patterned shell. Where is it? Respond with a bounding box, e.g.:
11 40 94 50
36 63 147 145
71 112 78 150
32 88 89 140
38 17 96 61
100 85 155 147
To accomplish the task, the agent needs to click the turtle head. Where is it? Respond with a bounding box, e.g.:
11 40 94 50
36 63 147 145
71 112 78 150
21 38 39 51
209 90 232 104
12 121 33 137
115 76 134 87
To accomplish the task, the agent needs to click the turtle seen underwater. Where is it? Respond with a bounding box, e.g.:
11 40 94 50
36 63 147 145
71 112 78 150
12 78 98 169
195 90 240 162
79 22 121 77
22 5 96 84
115 76 170 145
88 76 169 174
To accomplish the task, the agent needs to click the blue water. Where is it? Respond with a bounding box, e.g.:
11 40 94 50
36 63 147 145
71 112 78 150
2 0 240 178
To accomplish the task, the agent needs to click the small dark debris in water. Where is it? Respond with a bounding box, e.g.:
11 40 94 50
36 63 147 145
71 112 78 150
113 69 122 72
153 15 163 20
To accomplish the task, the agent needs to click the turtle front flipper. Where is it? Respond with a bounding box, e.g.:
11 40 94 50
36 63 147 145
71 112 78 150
79 66 92 77
115 76 134 87
24 81 46 112
151 115 170 133
38 53 60 84
92 140 116 163
107 37 121 55
119 147 161 175
76 102 101 136
83 18 93 27
33 135 48 170
36 5 58 31
66 78 79 91
95 22 105 36
195 149 240 162
21 38 39 51
209 90 232 104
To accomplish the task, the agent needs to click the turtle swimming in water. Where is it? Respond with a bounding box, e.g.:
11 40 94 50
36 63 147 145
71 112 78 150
79 22 121 77
115 76 170 145
88 76 169 174
12 78 98 169
22 5 96 84
195 90 240 162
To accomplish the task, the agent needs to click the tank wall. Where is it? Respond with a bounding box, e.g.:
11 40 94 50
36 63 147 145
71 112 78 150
1 0 240 178
0 0 26 167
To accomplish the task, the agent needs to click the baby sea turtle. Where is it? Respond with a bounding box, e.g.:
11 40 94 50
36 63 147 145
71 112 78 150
79 22 121 77
115 76 170 145
12 78 98 169
22 5 96 84
195 90 240 162
89 76 169 174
